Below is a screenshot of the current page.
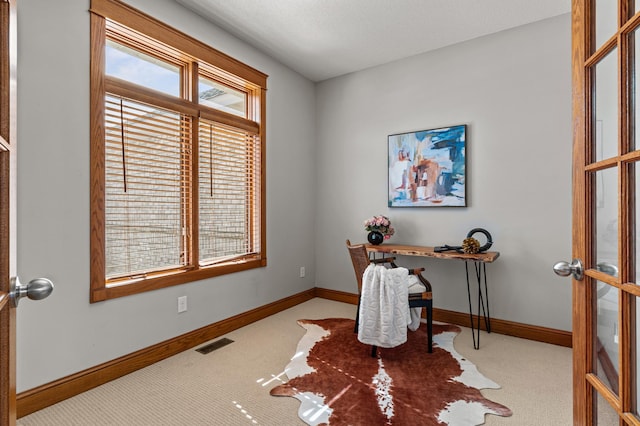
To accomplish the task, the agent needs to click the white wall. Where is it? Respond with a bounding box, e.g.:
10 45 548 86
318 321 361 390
15 0 316 392
15 2 572 394
314 14 573 331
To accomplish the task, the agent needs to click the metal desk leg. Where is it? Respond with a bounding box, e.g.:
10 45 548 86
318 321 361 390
465 261 491 349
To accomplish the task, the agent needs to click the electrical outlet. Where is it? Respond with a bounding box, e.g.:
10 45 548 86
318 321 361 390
178 296 187 313
300 266 305 278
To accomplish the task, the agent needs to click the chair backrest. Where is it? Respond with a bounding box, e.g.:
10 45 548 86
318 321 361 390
346 239 371 293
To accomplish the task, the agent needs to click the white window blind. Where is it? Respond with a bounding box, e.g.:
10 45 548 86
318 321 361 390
198 119 261 265
104 94 192 279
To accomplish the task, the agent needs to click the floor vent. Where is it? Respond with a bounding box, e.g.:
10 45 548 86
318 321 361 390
196 338 234 354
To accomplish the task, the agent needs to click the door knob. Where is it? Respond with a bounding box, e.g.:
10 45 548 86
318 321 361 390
9 276 54 307
596 262 618 277
553 259 584 281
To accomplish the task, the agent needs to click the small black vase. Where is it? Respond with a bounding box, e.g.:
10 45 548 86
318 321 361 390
367 231 384 245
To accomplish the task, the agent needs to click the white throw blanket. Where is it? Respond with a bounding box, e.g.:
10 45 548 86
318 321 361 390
358 264 423 348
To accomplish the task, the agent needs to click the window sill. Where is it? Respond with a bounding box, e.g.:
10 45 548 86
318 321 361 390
91 257 266 302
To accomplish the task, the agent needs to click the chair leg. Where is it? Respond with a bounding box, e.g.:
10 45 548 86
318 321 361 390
427 301 433 353
371 345 377 358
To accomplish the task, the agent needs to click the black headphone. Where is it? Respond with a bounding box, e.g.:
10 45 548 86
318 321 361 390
466 228 493 252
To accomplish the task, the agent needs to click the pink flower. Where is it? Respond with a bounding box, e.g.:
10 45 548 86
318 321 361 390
363 215 394 241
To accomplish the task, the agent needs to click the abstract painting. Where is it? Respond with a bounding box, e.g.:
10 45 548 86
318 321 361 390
388 125 466 207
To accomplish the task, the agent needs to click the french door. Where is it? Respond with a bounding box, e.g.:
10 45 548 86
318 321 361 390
572 0 640 423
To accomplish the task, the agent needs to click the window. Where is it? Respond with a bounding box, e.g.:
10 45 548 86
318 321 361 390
90 0 267 302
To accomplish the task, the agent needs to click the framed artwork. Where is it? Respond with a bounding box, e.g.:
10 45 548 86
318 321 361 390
388 124 466 207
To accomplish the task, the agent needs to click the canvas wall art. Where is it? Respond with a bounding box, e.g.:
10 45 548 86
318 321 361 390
388 124 466 207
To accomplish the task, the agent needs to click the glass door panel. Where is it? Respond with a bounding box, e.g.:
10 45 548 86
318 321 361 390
596 167 619 274
596 282 620 395
635 28 640 152
637 164 640 285
636 296 640 418
597 388 621 423
595 48 619 162
596 0 618 48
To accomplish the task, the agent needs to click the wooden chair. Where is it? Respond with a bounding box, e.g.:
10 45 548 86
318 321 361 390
346 239 433 356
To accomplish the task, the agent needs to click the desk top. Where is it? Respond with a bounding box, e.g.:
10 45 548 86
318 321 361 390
366 243 500 263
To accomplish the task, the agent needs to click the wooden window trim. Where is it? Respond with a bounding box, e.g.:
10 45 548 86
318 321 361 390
90 0 267 303
90 0 266 88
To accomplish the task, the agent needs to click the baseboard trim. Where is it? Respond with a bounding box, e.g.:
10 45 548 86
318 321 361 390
18 286 571 417
314 287 359 305
17 288 315 418
314 287 572 348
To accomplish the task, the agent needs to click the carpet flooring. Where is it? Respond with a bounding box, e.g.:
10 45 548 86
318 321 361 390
18 298 573 425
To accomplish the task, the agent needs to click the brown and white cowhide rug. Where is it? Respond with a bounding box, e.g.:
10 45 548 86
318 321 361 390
270 318 512 425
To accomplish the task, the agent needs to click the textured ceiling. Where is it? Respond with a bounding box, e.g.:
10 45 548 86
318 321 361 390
175 0 571 82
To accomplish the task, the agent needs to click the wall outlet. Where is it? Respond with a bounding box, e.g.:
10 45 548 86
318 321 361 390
300 266 305 278
178 296 187 313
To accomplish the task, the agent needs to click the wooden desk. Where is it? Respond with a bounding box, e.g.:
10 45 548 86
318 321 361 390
366 243 500 349
366 244 499 263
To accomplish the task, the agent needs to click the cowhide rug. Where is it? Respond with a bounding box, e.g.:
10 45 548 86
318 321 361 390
270 318 512 425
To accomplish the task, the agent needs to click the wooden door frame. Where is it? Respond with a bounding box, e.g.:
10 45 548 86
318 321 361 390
0 0 17 424
572 0 589 423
